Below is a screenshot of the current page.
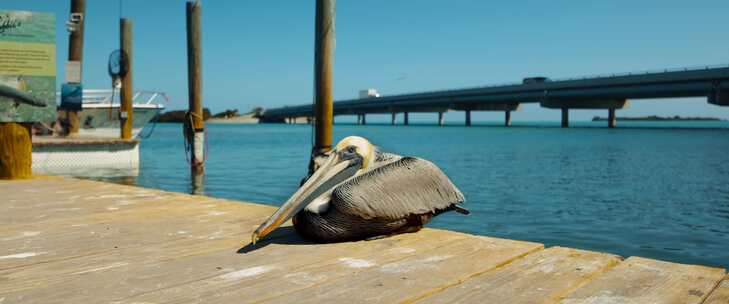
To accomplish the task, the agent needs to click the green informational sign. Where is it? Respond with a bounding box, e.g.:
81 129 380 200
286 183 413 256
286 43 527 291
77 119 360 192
0 10 56 123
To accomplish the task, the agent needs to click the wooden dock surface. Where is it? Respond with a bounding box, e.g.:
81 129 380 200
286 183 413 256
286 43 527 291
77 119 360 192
1 177 727 303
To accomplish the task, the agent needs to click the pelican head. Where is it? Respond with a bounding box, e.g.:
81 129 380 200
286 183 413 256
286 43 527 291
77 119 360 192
252 136 375 244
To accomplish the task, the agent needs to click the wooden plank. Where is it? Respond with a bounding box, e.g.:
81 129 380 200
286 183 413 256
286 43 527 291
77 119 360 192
109 229 476 304
0 178 274 270
417 246 620 304
2 177 727 304
560 256 726 304
1 229 468 303
254 236 543 304
704 275 729 304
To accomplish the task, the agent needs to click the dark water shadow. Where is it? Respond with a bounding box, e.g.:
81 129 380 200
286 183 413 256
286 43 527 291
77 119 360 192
237 226 313 254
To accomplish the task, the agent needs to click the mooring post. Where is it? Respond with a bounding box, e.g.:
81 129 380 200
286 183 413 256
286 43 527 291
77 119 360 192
119 18 133 139
505 110 512 127
404 112 409 125
608 108 616 128
438 112 444 126
65 0 85 136
310 0 335 173
561 108 569 128
391 112 396 125
186 1 205 174
465 110 471 126
0 123 32 179
361 114 366 125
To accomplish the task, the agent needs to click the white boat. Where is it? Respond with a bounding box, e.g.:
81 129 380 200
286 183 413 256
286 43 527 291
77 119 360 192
31 89 167 177
74 89 167 138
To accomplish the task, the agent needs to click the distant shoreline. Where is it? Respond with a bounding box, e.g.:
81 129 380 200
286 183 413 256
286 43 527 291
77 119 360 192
592 115 722 122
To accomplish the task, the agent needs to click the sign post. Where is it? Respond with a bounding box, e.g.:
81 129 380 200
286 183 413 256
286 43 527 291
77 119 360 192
0 11 56 179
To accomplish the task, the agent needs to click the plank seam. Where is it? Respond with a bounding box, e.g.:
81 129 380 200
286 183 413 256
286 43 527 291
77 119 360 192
700 275 728 304
399 243 546 304
248 235 474 304
551 253 623 302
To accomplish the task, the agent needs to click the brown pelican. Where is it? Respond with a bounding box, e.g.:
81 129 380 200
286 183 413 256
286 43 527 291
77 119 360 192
252 136 467 243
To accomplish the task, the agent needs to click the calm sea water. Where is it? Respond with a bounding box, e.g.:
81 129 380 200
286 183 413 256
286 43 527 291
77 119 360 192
96 121 729 269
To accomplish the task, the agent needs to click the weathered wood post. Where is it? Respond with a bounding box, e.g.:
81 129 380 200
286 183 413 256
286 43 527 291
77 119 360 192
465 110 471 126
391 112 396 125
561 108 569 128
310 0 335 173
0 123 32 179
65 0 85 135
438 112 444 126
119 18 133 139
608 108 616 128
186 1 205 174
505 110 512 127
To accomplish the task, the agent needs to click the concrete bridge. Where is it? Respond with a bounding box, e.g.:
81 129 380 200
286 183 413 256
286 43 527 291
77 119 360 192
260 65 729 127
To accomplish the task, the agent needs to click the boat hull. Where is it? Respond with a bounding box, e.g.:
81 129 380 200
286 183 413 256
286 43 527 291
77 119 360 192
77 105 162 138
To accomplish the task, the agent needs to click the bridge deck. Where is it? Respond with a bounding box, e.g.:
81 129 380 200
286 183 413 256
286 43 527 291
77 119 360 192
1 177 726 303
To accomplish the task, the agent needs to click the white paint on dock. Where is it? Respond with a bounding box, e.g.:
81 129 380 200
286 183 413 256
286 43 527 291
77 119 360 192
339 257 375 268
71 262 129 275
98 194 129 199
284 272 327 285
380 255 453 274
395 247 416 254
219 266 274 281
1 231 41 241
0 252 42 259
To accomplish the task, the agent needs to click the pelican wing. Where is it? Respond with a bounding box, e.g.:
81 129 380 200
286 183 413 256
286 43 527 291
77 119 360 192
331 157 464 220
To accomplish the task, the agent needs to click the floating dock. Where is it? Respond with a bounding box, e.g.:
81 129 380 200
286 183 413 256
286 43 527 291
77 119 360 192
1 177 727 303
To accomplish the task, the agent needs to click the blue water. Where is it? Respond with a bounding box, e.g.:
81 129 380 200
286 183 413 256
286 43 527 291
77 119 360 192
98 121 729 269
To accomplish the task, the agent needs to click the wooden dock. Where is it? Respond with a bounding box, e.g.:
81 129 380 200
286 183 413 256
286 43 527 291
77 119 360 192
1 177 727 303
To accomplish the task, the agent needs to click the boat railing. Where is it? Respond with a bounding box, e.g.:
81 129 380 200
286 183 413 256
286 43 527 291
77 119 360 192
56 89 171 106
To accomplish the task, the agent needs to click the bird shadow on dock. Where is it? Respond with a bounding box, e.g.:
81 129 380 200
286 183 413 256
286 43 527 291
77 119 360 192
237 226 313 254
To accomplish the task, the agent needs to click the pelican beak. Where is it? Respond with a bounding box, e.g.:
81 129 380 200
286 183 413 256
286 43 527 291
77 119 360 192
251 152 362 244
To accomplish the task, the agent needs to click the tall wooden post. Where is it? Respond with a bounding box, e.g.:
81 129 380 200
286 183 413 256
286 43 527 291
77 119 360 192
119 19 133 139
465 110 471 126
313 0 335 156
561 108 569 128
0 123 32 179
66 0 85 135
505 110 512 127
187 1 205 174
438 112 444 126
608 108 616 128
391 112 396 125
404 112 409 125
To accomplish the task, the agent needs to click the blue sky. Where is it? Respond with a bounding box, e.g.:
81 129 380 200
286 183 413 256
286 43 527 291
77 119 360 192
4 0 729 122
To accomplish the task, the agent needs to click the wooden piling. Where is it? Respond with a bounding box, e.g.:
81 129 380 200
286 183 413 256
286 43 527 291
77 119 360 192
119 19 133 139
65 0 85 136
608 108 616 128
391 112 396 125
186 1 205 173
561 108 569 128
505 110 512 127
404 112 409 125
465 110 471 126
438 112 444 126
313 0 335 155
0 123 32 179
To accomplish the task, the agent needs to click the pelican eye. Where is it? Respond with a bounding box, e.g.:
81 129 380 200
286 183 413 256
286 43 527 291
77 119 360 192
340 145 359 160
